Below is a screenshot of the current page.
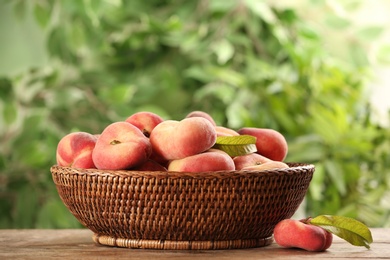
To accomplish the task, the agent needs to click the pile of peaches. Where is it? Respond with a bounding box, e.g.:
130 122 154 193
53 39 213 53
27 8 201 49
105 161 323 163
56 111 289 172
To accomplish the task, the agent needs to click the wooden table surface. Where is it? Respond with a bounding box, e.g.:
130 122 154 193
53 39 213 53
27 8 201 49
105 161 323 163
0 228 388 259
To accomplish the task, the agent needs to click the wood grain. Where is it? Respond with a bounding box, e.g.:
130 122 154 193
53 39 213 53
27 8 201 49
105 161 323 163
0 228 388 259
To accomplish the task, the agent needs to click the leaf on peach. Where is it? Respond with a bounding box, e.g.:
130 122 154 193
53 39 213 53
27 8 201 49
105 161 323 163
309 215 373 249
213 135 257 157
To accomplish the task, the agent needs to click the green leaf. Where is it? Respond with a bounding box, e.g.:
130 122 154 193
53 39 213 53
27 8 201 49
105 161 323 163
34 3 51 28
3 101 18 125
194 82 236 105
349 43 369 67
213 135 257 157
244 0 276 23
325 14 351 29
324 160 347 196
357 26 384 41
212 39 234 65
377 44 390 64
209 0 236 12
309 215 373 249
308 163 325 200
209 66 247 88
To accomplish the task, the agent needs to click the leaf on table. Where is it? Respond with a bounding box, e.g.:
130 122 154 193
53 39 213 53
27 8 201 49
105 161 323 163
309 215 373 249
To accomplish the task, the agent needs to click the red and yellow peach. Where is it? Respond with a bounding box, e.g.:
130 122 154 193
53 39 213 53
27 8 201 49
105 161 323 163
92 122 152 170
150 117 217 161
274 219 333 251
238 127 288 161
56 132 97 169
168 149 235 172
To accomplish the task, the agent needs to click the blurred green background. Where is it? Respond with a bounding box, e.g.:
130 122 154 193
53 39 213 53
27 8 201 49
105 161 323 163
0 0 389 228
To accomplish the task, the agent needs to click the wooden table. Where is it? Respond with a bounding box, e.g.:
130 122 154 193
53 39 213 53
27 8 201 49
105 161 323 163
0 228 388 259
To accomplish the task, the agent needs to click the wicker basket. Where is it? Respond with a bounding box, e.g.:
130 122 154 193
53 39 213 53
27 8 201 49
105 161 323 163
51 163 314 250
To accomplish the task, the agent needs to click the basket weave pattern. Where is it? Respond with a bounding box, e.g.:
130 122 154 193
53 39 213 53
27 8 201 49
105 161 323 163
51 163 314 250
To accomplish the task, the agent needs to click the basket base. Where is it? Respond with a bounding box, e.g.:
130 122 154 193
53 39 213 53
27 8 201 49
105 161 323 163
93 234 273 250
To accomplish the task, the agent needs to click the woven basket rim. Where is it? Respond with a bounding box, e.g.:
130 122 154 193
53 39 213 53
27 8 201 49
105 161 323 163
50 163 314 179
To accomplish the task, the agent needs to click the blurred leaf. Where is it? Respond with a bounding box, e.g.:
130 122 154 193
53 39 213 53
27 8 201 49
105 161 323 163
277 9 298 24
209 0 237 12
325 14 350 29
0 78 13 100
47 88 85 109
184 66 213 83
68 20 87 51
47 27 78 64
299 24 320 40
377 44 390 64
226 102 250 129
18 140 51 168
213 39 234 65
325 160 347 196
194 82 236 105
286 135 325 162
349 43 369 67
245 0 276 23
308 162 325 200
99 84 136 104
342 162 360 183
34 2 51 28
343 0 363 11
83 0 101 27
209 67 247 87
357 26 384 41
3 101 18 125
309 104 347 144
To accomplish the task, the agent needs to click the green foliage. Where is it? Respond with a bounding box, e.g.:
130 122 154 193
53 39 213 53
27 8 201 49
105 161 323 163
0 0 389 228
